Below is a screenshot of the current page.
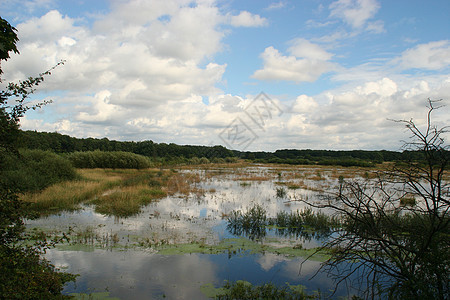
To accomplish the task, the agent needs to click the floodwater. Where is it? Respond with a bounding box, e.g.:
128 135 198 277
26 165 358 299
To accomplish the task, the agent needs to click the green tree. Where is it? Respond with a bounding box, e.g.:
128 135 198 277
0 16 76 298
0 17 19 77
305 99 449 299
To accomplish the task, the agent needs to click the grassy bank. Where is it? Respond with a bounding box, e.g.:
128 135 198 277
20 168 173 216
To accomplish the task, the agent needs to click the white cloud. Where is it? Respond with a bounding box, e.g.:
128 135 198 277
252 40 334 83
366 20 385 33
396 40 450 70
18 75 450 151
5 1 450 152
76 90 124 123
4 5 228 105
265 1 286 11
329 0 382 31
291 95 319 113
288 38 333 61
228 11 268 27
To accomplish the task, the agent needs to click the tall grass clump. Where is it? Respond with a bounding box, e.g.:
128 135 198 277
90 185 166 217
269 208 340 240
227 205 340 241
68 150 152 169
215 280 314 299
1 149 76 192
227 205 267 240
20 169 123 214
276 187 287 198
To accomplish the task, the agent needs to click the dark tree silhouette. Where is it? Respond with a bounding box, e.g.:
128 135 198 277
0 17 76 298
303 99 449 299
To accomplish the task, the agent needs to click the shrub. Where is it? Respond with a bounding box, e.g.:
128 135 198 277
1 149 76 192
68 150 151 169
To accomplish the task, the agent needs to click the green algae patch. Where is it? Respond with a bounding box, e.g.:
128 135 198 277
156 238 269 255
70 292 120 299
203 280 314 299
57 243 95 252
155 237 329 260
200 283 229 298
156 242 216 255
273 246 331 262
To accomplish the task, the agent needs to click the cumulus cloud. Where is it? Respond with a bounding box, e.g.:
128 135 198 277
228 11 268 27
252 39 334 83
288 38 333 61
4 5 228 106
329 0 381 29
4 0 450 152
396 40 450 70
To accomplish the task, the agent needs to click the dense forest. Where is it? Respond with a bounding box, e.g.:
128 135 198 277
17 130 434 167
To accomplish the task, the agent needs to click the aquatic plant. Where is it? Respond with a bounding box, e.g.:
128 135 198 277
211 280 317 299
227 205 340 241
276 187 287 198
227 205 267 240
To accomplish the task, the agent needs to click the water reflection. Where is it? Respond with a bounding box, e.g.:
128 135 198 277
26 165 353 298
47 248 349 299
27 166 324 248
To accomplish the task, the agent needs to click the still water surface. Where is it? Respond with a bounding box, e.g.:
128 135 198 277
27 165 355 299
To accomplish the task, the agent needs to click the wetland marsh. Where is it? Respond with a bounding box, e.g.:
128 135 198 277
24 163 377 299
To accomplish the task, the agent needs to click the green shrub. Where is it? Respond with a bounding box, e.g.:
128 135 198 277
68 150 151 169
0 245 77 299
1 149 76 192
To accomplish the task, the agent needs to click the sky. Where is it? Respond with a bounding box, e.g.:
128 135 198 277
1 0 449 152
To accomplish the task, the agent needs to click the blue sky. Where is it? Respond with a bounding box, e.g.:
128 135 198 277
1 0 449 151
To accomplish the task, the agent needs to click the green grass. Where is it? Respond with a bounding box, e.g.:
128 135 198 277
90 185 166 217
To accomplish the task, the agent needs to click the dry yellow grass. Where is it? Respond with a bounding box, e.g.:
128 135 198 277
21 168 166 215
166 173 203 196
233 175 272 182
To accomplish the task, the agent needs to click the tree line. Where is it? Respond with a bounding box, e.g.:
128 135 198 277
18 130 234 159
18 130 446 167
